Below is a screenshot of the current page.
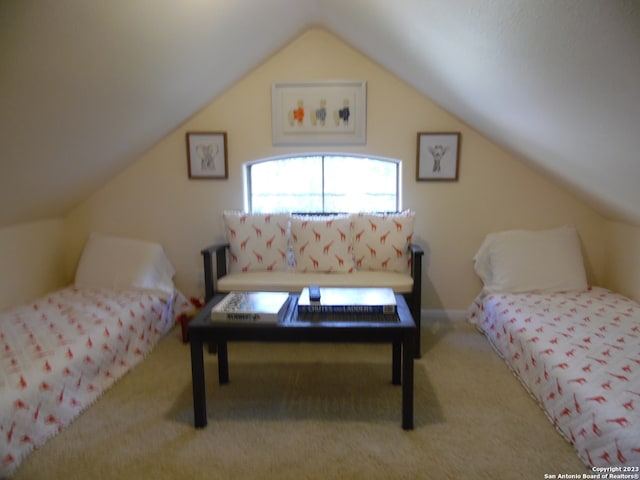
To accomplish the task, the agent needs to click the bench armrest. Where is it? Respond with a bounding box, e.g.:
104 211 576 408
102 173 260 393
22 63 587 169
408 243 423 279
407 243 423 328
201 243 230 302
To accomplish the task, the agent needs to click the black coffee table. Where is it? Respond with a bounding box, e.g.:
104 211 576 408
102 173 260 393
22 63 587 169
188 292 416 429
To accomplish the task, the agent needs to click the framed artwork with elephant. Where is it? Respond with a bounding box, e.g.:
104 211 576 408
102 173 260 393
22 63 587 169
186 131 228 179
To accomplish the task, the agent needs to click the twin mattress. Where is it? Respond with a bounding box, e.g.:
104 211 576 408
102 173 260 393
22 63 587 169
0 286 186 478
469 287 640 468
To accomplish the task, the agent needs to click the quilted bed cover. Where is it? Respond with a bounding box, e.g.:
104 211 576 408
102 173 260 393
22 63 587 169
469 287 640 468
0 287 187 478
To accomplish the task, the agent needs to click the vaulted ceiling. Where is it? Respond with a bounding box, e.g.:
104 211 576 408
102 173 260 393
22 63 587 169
1 0 639 228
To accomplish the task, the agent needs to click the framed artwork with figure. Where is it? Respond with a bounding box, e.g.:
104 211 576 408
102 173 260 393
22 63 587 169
416 132 461 181
186 132 228 179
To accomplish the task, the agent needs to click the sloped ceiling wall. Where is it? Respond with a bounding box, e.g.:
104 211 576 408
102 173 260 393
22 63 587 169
1 0 639 227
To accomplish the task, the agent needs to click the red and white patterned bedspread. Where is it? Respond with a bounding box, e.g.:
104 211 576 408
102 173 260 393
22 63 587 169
0 287 188 478
469 287 640 468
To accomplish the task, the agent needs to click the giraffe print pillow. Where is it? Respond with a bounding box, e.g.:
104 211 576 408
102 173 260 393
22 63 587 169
290 215 355 273
223 212 291 273
351 211 415 273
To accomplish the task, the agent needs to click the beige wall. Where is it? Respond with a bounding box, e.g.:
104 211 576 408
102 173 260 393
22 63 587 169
0 219 66 310
62 28 611 311
604 220 640 301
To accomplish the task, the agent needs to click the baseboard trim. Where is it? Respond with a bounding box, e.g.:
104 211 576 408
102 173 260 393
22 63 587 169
420 309 468 324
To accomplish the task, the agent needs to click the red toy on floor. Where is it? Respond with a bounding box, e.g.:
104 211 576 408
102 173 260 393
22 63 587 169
177 296 205 342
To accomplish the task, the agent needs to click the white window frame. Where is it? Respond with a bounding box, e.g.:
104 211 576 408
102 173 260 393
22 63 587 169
244 154 402 213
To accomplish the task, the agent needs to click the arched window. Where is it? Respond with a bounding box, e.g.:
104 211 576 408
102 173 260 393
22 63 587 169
246 154 400 213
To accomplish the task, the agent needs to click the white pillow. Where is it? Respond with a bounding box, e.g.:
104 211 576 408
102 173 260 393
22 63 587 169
75 233 175 296
473 225 588 294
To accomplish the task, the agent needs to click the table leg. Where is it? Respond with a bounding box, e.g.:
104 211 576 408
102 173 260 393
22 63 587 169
190 339 207 428
217 341 229 384
402 334 414 430
392 341 401 385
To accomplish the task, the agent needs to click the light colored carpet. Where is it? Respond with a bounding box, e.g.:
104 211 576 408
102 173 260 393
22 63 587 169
14 320 588 479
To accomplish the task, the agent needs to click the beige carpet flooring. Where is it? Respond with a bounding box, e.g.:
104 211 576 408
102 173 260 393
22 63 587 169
14 320 588 479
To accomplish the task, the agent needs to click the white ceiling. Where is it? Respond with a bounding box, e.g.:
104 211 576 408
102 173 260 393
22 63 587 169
1 0 639 228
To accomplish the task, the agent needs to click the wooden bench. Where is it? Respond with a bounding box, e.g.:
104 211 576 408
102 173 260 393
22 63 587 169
201 211 423 355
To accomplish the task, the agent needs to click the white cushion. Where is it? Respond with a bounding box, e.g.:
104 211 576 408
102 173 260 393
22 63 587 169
74 233 175 296
473 225 588 294
217 271 413 294
223 211 291 273
352 211 415 273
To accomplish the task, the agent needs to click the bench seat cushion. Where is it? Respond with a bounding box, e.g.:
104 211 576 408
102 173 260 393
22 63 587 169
217 271 413 294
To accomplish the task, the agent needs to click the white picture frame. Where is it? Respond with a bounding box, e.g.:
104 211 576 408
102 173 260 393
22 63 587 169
271 80 367 145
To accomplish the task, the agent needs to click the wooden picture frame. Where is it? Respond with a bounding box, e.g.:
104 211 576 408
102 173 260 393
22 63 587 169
271 80 367 145
186 132 228 179
416 132 461 181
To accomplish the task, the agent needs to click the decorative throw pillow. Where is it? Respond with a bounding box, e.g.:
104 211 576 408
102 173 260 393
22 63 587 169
223 212 291 273
291 215 355 272
351 211 415 273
